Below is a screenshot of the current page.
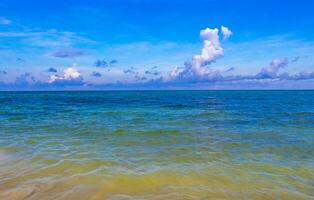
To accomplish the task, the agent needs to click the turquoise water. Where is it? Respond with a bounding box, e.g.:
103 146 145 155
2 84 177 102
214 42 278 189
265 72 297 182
0 91 313 199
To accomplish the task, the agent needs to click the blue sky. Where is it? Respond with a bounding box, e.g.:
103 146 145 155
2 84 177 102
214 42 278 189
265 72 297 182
0 0 314 90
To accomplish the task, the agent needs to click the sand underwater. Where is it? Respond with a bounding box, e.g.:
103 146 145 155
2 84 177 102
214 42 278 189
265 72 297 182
0 91 313 199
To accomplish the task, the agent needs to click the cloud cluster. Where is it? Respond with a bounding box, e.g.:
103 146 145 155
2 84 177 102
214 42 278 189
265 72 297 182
145 66 161 76
255 58 288 79
94 59 118 67
123 67 136 74
1 25 314 90
246 57 314 81
193 57 314 84
123 67 147 81
162 26 314 87
0 67 87 90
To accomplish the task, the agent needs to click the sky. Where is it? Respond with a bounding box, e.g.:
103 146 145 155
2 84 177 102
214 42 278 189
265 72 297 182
0 0 314 90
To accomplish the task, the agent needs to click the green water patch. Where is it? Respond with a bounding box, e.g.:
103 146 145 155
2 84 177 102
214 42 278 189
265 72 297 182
112 129 127 136
137 129 186 136
254 145 314 160
30 154 59 165
169 120 195 125
0 146 21 153
131 117 145 122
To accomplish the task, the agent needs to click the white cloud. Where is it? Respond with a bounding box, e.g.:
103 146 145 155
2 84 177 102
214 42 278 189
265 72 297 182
49 67 81 83
195 27 223 67
48 74 59 83
64 67 80 79
168 66 181 80
221 25 232 39
256 58 288 78
168 26 230 82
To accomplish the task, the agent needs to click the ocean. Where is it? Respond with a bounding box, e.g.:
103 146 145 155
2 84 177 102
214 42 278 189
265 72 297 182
0 90 313 199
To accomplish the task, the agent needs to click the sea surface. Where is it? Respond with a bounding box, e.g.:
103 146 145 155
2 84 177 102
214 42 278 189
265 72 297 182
0 91 313 200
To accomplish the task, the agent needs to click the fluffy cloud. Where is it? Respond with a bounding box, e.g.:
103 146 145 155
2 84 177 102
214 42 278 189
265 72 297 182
197 27 224 66
167 26 229 82
168 66 181 80
49 67 81 83
49 48 86 58
255 58 288 79
221 25 232 39
63 67 80 79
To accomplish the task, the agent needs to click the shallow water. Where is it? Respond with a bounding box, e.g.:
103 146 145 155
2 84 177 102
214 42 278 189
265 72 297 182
0 91 313 199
